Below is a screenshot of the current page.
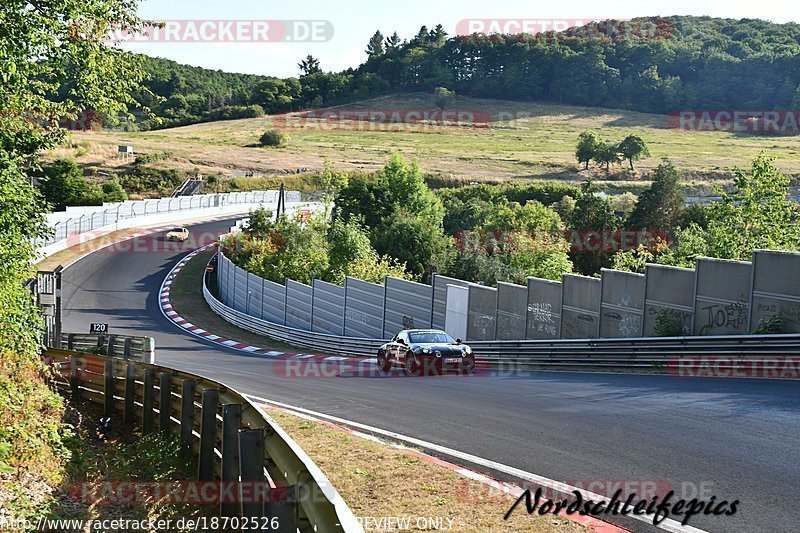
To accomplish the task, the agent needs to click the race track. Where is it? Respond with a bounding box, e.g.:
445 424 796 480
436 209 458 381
61 217 800 533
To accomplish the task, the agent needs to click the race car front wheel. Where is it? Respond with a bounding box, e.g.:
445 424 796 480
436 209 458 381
404 352 421 376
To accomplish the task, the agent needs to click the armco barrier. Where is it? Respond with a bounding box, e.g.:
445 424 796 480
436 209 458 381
44 348 362 532
203 254 800 371
61 332 155 363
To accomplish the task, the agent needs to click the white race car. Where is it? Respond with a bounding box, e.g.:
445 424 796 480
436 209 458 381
165 227 190 241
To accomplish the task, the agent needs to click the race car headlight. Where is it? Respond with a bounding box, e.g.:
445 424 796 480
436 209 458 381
462 346 472 355
421 348 431 354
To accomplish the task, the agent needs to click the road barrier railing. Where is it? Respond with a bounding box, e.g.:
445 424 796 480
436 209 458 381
203 254 800 373
61 333 155 363
43 348 362 532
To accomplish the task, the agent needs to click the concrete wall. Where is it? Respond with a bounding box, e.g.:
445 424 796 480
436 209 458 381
343 277 385 339
496 282 528 340
312 279 345 335
431 275 471 329
383 277 433 337
600 269 645 338
560 274 601 339
285 279 313 331
749 250 800 333
643 264 695 336
467 285 497 341
526 278 562 339
694 258 751 335
444 285 469 341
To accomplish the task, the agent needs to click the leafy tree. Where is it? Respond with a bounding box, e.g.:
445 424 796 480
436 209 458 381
372 208 453 280
657 154 800 267
627 160 684 234
1 0 148 511
38 159 91 210
575 131 600 170
320 158 348 221
90 179 128 203
298 55 322 76
366 30 385 58
592 141 622 172
259 129 287 147
569 181 620 275
618 135 651 171
433 87 455 110
610 192 637 216
326 219 410 283
252 78 296 113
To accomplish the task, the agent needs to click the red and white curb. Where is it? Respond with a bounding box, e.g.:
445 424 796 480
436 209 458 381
262 402 629 533
158 246 365 366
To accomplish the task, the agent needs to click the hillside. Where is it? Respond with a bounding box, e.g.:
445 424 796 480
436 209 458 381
54 94 800 194
120 16 800 131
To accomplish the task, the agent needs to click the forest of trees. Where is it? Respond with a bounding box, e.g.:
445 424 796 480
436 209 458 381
117 16 800 130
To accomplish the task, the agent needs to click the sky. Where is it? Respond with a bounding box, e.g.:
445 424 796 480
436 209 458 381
120 0 799 78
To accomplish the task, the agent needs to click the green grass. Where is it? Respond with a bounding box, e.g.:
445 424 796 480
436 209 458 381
53 94 800 192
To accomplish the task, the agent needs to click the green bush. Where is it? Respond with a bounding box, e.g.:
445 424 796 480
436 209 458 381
653 309 685 337
259 129 287 147
753 314 783 334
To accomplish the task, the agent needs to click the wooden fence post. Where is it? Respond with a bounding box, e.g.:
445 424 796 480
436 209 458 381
124 364 136 424
179 380 196 459
238 429 265 520
158 372 172 434
142 369 155 434
198 388 219 481
221 404 242 517
69 354 80 398
104 360 114 416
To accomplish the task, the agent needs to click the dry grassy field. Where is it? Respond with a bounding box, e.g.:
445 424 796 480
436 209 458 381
51 94 800 192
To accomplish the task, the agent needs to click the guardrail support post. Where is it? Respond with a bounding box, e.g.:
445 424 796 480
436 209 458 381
158 372 172 434
142 369 156 434
238 429 265 521
221 404 242 517
107 335 116 357
67 333 75 350
179 380 197 459
124 364 136 424
198 388 219 481
104 360 114 416
123 338 132 360
69 354 80 398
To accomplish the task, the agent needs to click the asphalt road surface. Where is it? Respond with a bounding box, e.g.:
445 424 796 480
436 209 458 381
61 217 800 533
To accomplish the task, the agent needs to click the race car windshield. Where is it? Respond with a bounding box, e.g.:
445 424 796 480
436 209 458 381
409 332 454 344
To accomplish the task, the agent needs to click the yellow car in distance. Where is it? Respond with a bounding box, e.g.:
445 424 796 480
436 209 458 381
165 227 190 242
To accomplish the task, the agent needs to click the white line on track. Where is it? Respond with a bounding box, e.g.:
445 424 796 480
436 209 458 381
244 393 710 533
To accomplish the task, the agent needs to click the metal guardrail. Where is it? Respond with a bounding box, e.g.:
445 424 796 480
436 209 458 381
61 333 155 363
204 254 800 371
44 348 362 532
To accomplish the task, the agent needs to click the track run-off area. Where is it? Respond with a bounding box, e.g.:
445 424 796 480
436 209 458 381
61 217 800 533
